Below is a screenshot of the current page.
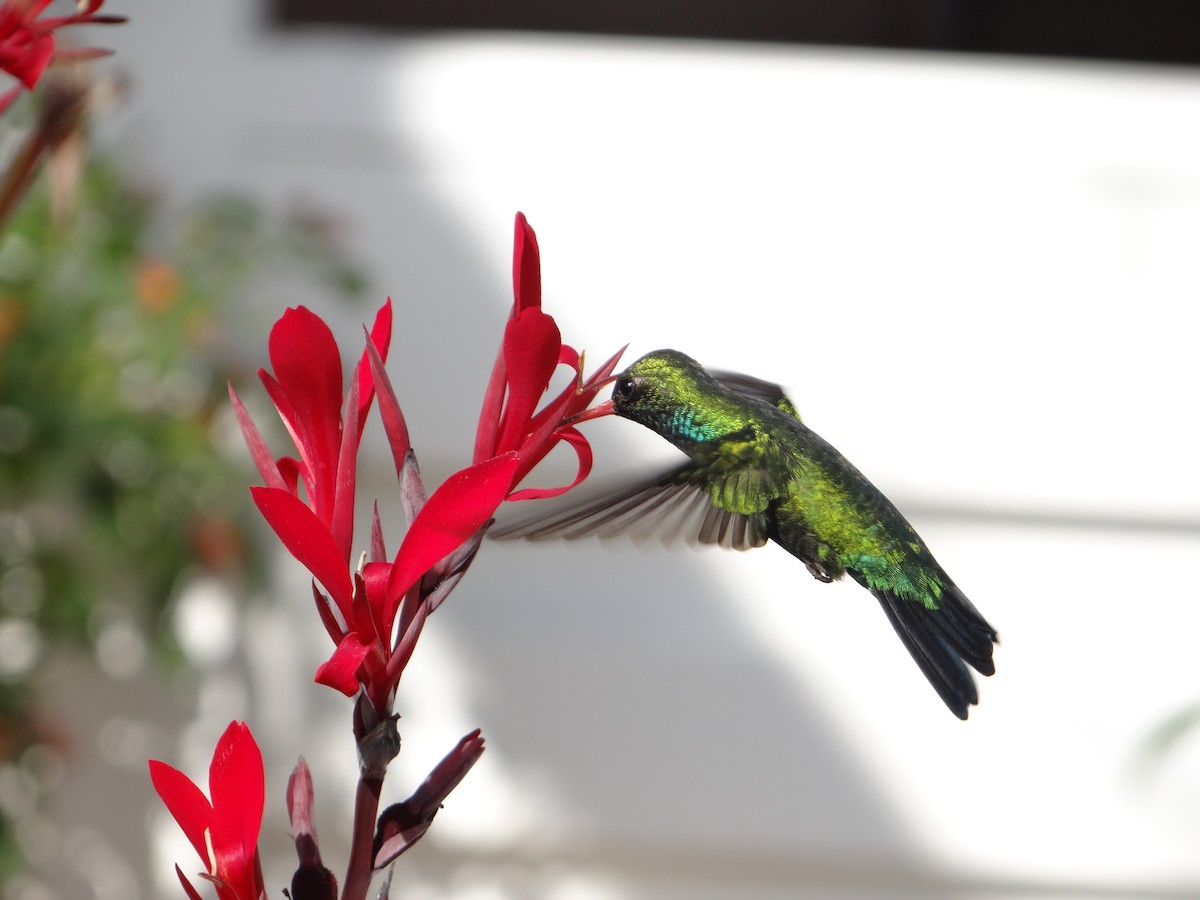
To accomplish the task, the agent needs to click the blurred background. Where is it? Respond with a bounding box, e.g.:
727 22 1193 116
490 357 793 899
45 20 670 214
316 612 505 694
2 1 1199 898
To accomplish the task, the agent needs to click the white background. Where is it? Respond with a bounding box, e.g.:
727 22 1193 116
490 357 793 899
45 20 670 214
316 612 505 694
33 3 1200 899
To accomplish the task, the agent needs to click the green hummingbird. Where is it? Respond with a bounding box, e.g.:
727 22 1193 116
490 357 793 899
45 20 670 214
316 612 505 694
493 349 998 719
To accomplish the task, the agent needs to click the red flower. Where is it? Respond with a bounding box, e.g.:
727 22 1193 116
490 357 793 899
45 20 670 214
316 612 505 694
231 214 621 713
149 721 266 900
367 213 623 702
230 300 392 620
473 212 624 500
230 300 405 706
0 0 126 113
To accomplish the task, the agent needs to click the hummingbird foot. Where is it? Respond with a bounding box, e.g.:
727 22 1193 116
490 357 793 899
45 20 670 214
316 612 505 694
804 559 835 583
794 535 840 583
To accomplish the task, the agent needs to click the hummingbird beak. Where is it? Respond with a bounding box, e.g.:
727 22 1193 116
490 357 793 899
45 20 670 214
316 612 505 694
563 397 616 425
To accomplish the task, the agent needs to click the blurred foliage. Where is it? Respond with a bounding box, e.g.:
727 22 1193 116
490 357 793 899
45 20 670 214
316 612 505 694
0 154 365 872
1132 699 1200 784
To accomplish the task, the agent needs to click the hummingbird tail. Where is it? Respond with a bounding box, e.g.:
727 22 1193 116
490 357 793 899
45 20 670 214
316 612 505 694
862 579 998 720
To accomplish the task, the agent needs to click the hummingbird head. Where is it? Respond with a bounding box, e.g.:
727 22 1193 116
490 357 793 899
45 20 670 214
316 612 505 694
610 349 721 439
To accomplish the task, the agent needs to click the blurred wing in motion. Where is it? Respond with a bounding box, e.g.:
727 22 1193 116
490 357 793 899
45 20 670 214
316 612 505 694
490 464 771 551
710 369 800 420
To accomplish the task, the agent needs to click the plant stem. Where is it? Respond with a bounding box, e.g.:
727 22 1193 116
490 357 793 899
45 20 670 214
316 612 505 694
342 774 384 900
0 76 89 233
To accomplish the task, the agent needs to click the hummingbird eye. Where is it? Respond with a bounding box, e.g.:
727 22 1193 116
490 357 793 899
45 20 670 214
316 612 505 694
613 376 638 403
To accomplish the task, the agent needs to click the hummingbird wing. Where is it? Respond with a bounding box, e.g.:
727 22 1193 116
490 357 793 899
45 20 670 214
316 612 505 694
710 370 802 420
490 463 772 551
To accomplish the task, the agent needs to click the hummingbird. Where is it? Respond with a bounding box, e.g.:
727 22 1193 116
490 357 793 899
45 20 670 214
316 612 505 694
493 349 998 719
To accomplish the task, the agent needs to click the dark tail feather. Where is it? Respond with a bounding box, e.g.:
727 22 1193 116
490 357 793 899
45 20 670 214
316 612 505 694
853 574 998 720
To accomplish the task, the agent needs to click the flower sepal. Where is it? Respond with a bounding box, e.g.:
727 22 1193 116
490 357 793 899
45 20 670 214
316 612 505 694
353 693 401 780
287 757 339 900
372 729 486 869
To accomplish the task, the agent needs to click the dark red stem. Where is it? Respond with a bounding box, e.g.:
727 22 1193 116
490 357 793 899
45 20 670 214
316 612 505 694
342 774 383 900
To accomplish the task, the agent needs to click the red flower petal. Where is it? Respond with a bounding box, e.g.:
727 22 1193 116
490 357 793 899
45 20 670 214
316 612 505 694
386 591 429 687
472 344 506 464
207 722 264 887
1 32 52 88
513 212 541 313
384 453 521 625
508 427 594 501
311 583 344 645
315 633 372 696
329 373 360 563
174 866 205 900
494 309 561 455
369 502 387 563
361 561 392 613
251 487 353 615
504 346 620 492
355 299 393 439
364 324 413 478
475 213 546 463
258 370 313 498
350 570 384 647
148 760 212 864
277 457 302 495
524 344 624 438
228 384 288 492
268 307 344 521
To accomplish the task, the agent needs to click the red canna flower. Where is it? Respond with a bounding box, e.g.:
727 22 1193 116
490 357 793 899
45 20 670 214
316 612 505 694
0 0 126 113
230 300 404 706
473 212 624 500
368 212 623 705
233 300 393 569
231 214 621 714
149 721 266 900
